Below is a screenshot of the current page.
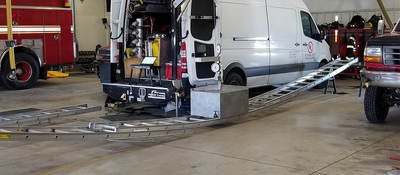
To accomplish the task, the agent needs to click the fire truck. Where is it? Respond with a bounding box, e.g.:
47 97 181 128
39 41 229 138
0 0 74 90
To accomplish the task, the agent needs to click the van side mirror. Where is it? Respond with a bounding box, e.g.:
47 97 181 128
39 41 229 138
314 33 325 41
319 32 326 41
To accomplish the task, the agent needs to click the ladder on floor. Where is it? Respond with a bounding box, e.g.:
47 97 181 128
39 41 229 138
0 104 102 126
248 58 359 112
0 58 359 142
0 116 237 141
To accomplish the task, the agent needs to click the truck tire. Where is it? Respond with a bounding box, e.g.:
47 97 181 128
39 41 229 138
224 72 245 86
364 86 389 123
0 53 39 90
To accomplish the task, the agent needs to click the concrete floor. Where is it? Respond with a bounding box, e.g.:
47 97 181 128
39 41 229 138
1 73 400 175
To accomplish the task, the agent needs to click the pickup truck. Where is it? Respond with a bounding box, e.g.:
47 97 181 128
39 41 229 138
361 18 400 123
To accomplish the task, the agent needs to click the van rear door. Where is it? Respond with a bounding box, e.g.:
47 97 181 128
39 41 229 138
184 0 219 86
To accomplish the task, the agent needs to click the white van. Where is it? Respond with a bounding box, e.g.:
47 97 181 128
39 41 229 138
183 0 331 87
99 0 331 108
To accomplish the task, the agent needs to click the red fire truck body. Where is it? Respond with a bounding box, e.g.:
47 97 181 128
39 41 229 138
0 0 74 89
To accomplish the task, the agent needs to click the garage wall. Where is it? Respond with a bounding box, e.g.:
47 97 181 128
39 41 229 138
303 0 400 26
74 0 110 51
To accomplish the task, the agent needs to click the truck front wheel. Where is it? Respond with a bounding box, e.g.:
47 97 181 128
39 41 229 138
364 86 390 123
0 53 39 90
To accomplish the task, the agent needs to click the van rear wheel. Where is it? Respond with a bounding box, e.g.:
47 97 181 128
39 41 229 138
224 72 245 86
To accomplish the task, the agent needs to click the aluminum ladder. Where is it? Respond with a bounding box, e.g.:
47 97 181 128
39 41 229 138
0 104 102 126
0 116 238 141
249 58 359 112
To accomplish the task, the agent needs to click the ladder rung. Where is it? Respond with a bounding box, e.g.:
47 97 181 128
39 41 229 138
0 117 11 121
277 91 291 94
73 129 95 133
288 85 303 89
53 129 71 133
134 128 149 132
319 71 331 74
250 101 264 106
0 129 11 132
325 67 339 70
302 79 316 83
28 130 42 133
188 118 208 122
40 112 52 115
139 122 155 126
294 82 309 86
170 119 192 124
283 87 299 91
256 98 270 102
156 121 173 125
121 123 136 127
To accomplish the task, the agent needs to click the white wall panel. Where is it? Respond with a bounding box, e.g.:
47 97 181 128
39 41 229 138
75 0 110 51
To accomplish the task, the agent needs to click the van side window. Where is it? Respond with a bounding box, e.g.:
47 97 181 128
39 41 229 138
301 11 319 40
191 0 216 41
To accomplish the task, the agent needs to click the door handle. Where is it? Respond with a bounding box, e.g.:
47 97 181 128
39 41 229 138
295 43 300 47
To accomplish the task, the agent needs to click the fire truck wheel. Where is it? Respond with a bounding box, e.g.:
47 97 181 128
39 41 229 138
0 53 39 90
364 86 389 123
224 72 245 86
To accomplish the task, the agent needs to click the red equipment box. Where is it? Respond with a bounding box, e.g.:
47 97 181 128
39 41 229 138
165 62 182 80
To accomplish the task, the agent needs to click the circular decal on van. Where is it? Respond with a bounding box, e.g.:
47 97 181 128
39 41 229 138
307 41 313 54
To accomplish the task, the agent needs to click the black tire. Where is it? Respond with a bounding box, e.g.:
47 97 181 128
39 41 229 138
0 53 39 90
314 60 328 89
224 72 245 86
364 86 389 123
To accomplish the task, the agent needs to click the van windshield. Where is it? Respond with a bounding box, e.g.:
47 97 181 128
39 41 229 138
190 0 216 41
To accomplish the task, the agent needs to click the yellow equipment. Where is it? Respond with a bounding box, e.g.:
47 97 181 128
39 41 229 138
152 38 161 66
47 71 69 78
